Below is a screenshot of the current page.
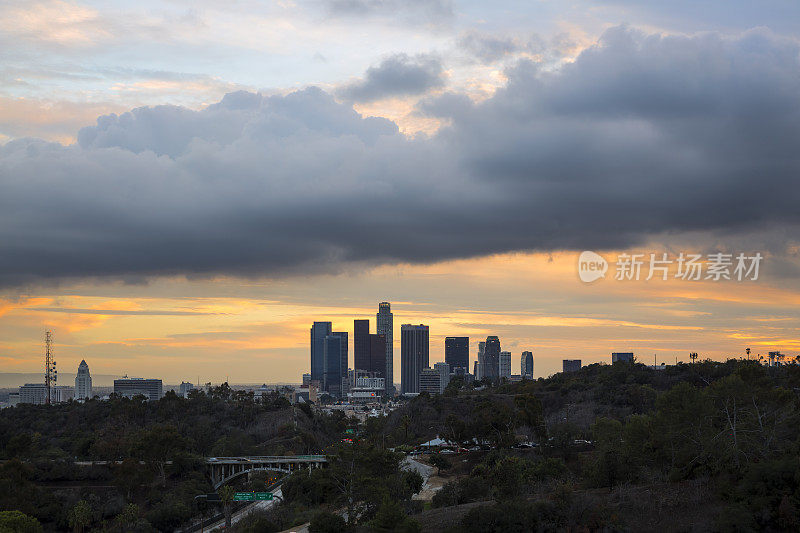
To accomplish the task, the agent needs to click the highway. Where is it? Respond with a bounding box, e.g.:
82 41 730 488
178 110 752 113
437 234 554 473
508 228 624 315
203 488 283 531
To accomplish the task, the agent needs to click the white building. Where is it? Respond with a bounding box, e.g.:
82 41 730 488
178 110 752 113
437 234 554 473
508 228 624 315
347 375 384 402
434 362 450 393
53 386 74 402
19 383 48 405
75 359 92 400
499 351 512 379
179 381 195 398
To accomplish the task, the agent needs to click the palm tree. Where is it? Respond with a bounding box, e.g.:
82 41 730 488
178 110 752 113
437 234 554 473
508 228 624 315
68 500 92 533
218 485 236 529
689 352 698 364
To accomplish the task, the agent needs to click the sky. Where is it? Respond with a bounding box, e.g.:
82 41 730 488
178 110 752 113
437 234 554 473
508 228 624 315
1 0 799 384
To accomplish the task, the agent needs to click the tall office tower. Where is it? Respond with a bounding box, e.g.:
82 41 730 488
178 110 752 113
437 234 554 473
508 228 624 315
400 324 429 394
334 330 348 396
444 337 469 371
483 336 501 381
521 351 534 379
499 351 512 379
377 302 394 393
354 319 370 371
369 333 387 376
473 360 479 378
74 359 92 400
323 333 345 397
477 341 486 380
563 359 582 373
310 322 332 384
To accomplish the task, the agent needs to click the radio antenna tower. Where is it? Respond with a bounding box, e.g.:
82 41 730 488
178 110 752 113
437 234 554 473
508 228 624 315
45 330 57 404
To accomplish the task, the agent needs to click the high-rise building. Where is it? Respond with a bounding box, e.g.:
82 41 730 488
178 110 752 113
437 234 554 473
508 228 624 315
477 341 486 380
483 336 501 381
473 360 479 378
323 332 347 397
354 319 371 372
401 324 429 394
521 351 534 379
310 322 332 384
377 302 394 394
114 378 163 401
335 330 348 394
435 362 450 393
563 359 582 373
369 333 387 377
74 359 92 400
499 351 512 379
445 337 469 371
612 352 634 363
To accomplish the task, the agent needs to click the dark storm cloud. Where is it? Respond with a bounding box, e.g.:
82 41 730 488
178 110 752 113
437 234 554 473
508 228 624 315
337 54 446 103
2 26 800 287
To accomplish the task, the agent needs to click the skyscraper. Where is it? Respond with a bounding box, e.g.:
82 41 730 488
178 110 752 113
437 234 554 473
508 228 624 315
483 336 501 381
499 351 511 379
377 302 393 394
521 351 534 379
324 333 346 397
310 322 332 384
477 341 486 380
369 333 387 377
401 324 429 394
354 319 370 372
444 337 469 371
75 359 92 400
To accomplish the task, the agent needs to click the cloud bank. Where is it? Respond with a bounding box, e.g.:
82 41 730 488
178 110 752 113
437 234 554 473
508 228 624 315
1 27 800 287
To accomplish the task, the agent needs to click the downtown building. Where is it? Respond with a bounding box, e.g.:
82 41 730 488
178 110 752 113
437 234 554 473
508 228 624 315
563 360 582 373
377 302 394 394
75 359 92 400
521 351 534 379
419 362 450 395
310 321 349 397
445 337 469 372
114 377 163 401
482 336 501 381
354 318 387 392
401 324 429 394
499 351 512 380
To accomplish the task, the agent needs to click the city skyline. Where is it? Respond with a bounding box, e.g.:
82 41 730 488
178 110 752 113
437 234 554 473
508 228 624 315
1 2 799 385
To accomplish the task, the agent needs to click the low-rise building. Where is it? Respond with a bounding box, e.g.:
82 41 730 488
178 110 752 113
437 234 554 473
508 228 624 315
563 359 582 373
114 377 163 401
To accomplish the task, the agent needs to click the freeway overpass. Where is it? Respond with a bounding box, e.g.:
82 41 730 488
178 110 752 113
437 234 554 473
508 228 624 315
206 455 327 489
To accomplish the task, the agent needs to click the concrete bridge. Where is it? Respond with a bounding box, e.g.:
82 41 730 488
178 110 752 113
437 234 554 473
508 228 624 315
206 455 327 489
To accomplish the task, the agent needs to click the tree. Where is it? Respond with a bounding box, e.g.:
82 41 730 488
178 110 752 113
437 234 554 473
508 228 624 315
114 503 140 532
428 453 451 475
514 393 546 442
309 511 347 533
0 511 43 533
68 500 92 533
218 485 236 529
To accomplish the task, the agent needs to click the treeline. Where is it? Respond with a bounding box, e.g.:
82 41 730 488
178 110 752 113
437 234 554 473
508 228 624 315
0 385 348 531
379 360 800 531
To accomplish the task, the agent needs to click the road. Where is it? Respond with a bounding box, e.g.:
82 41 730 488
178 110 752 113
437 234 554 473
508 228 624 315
204 488 283 531
402 456 438 500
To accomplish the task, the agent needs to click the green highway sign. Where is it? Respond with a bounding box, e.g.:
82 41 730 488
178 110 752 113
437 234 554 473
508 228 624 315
233 492 272 501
